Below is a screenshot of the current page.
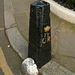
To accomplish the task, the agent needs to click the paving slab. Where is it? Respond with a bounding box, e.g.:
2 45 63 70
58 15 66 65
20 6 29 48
40 61 75 75
6 27 28 59
14 12 29 31
11 0 27 13
53 55 75 72
11 0 36 13
58 33 75 57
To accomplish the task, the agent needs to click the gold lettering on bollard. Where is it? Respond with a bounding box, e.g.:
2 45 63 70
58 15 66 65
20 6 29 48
47 36 50 42
42 26 50 44
44 26 50 32
47 33 50 42
47 33 50 36
42 38 46 44
44 33 46 37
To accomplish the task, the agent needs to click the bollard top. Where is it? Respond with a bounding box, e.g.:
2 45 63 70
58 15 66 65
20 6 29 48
31 0 50 6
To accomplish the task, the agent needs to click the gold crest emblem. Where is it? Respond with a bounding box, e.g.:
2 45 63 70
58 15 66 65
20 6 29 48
44 26 50 32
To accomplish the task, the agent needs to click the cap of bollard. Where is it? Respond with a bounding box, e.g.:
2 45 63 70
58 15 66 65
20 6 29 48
31 0 49 6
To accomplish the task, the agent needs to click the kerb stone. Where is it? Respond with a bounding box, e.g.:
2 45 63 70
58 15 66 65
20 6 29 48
6 27 28 59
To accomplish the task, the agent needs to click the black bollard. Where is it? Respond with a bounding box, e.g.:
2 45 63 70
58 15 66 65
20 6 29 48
28 0 51 68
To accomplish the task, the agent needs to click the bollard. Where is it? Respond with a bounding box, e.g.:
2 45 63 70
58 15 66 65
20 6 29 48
28 0 51 68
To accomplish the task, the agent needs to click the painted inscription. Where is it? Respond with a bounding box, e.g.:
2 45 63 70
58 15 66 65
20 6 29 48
42 26 50 44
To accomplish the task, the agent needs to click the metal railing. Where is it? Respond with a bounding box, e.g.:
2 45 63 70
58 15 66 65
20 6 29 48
53 0 75 11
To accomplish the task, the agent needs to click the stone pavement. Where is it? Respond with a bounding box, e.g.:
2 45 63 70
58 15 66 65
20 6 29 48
4 0 30 59
4 0 75 74
0 31 23 75
0 0 23 75
40 61 75 75
51 12 75 72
